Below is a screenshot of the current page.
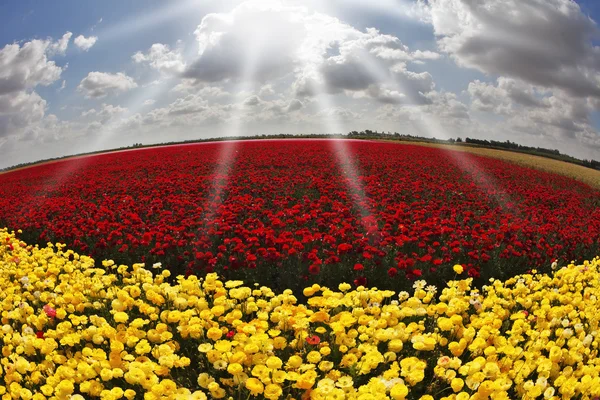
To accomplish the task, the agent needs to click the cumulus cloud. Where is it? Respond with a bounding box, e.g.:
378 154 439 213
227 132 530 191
0 34 70 139
468 78 547 115
0 91 47 138
132 43 186 76
77 72 137 98
0 39 64 95
182 0 436 104
425 0 600 99
317 106 360 122
143 99 156 106
48 32 72 56
74 35 98 51
286 99 303 112
466 77 596 142
81 103 128 123
243 95 261 107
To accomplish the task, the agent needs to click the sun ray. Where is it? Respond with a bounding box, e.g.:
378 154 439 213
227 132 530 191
95 0 208 43
306 71 381 238
357 51 521 215
196 20 267 228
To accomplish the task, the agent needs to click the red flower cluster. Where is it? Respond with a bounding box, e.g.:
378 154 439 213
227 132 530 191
0 140 598 293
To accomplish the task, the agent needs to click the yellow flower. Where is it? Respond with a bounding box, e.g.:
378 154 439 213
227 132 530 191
286 355 303 369
451 378 464 392
339 283 351 292
114 312 129 323
207 327 223 341
266 356 283 370
245 378 264 395
390 383 409 399
453 264 464 274
306 351 322 364
263 384 282 400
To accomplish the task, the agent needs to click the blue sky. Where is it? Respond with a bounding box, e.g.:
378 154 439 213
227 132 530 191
1 0 600 168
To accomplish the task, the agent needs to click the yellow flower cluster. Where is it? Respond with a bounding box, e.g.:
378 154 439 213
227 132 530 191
1 228 600 400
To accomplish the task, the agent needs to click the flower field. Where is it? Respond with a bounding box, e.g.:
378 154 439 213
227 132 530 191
0 140 598 294
2 229 600 400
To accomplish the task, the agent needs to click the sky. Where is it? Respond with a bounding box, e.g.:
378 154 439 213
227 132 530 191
1 0 600 168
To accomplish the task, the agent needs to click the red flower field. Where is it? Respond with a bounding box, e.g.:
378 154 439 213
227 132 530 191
0 139 598 293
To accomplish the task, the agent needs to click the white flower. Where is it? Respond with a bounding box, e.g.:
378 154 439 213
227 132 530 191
378 377 404 389
561 319 570 328
551 260 558 270
413 280 426 290
20 276 30 285
535 377 547 388
425 285 437 294
152 262 162 269
562 328 573 338
398 291 410 301
543 387 555 399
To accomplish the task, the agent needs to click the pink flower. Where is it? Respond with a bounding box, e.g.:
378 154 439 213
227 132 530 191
43 305 56 318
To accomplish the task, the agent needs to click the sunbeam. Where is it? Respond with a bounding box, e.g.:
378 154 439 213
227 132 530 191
196 16 268 231
321 0 426 21
357 50 521 215
305 70 381 239
95 0 213 42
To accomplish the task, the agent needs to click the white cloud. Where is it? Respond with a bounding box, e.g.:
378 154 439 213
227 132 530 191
77 72 137 98
74 35 98 51
468 78 547 115
286 99 303 112
243 95 261 107
317 106 360 122
132 43 185 76
0 34 69 139
48 32 72 56
0 39 64 95
81 103 128 124
424 0 600 99
259 84 275 98
143 99 156 106
183 0 435 104
0 91 47 138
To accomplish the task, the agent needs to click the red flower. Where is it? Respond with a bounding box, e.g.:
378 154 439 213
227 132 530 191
36 331 44 339
353 263 364 271
306 335 320 345
226 330 235 338
308 264 320 275
43 305 56 318
387 267 398 278
354 276 367 287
